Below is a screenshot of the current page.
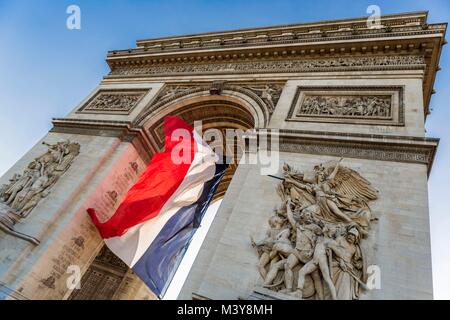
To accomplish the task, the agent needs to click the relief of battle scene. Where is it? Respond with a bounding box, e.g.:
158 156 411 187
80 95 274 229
297 95 392 119
252 158 379 300
0 140 80 245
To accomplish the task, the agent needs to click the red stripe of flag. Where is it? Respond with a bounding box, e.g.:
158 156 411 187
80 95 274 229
87 116 196 239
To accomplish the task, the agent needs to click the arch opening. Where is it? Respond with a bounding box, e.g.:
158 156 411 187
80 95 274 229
71 92 264 300
144 94 259 200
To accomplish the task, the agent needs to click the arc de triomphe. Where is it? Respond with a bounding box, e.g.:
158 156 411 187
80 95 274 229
0 12 446 300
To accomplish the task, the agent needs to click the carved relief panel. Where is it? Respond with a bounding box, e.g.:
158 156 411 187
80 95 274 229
0 141 80 245
287 86 404 126
252 159 378 300
77 89 149 115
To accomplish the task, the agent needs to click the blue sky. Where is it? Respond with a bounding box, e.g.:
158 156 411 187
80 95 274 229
0 0 449 299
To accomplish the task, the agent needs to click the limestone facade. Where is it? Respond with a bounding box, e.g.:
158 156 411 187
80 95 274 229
0 11 445 299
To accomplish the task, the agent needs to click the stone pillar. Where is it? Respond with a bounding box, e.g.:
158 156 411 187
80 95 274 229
180 76 438 300
0 82 163 299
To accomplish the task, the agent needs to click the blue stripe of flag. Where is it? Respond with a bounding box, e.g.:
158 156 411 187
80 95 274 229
132 163 227 298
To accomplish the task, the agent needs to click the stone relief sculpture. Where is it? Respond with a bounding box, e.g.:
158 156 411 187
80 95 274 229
245 84 284 114
144 82 285 122
252 158 378 300
80 90 147 113
0 141 80 245
297 95 391 118
109 55 425 76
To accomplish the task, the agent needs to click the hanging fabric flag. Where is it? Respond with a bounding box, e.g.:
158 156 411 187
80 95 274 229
87 116 227 298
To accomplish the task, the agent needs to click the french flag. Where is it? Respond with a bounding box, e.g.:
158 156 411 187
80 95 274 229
87 116 226 298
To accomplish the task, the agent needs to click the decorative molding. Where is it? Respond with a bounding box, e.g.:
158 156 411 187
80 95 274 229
109 13 442 57
133 81 285 126
277 132 437 175
0 282 30 300
49 118 438 176
287 86 405 126
103 11 446 119
243 84 284 114
69 246 129 300
51 118 156 160
77 89 149 115
108 55 425 77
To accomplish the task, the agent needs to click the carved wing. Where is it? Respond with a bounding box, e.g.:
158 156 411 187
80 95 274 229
325 161 378 202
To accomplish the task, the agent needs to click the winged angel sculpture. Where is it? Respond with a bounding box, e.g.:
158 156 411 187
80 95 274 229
252 158 379 300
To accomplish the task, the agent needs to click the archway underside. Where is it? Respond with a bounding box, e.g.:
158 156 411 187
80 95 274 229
69 98 258 300
147 100 256 200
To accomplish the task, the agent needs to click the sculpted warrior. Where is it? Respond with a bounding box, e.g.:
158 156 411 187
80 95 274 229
284 159 353 224
296 225 366 300
263 201 325 298
0 141 80 245
283 158 378 231
251 214 290 279
253 159 378 299
247 85 280 113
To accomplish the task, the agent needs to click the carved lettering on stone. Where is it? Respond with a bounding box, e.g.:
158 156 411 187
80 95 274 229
252 159 378 300
72 236 85 249
41 276 56 289
0 141 80 245
129 162 139 174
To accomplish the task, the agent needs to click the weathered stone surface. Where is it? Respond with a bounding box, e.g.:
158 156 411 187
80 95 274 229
180 154 433 300
0 11 444 300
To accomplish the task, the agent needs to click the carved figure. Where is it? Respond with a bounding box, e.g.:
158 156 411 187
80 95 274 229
0 141 80 245
297 95 392 118
252 158 378 299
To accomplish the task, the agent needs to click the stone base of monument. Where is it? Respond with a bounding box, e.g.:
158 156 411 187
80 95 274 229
245 286 300 300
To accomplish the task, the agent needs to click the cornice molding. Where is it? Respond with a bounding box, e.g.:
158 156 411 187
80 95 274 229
50 118 438 176
273 129 438 176
104 12 446 118
109 12 443 58
50 118 156 158
107 54 426 77
109 24 445 59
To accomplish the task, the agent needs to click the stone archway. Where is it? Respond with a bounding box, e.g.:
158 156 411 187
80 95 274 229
69 85 271 300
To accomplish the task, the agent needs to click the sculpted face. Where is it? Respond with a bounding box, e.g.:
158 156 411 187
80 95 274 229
314 165 326 183
300 211 313 224
269 216 284 228
324 225 338 238
346 233 356 244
